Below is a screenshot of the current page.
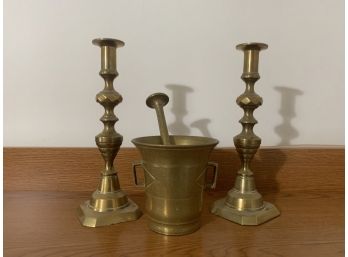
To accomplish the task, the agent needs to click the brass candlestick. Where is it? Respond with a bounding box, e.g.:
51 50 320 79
78 38 141 227
211 42 280 225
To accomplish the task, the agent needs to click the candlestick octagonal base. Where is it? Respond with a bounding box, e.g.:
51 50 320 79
78 198 141 227
211 198 280 225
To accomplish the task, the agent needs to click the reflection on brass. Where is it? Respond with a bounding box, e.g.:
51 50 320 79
78 38 141 227
211 43 280 225
146 93 171 145
132 93 218 235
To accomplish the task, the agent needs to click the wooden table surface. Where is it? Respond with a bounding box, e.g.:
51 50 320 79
4 190 344 257
4 148 345 257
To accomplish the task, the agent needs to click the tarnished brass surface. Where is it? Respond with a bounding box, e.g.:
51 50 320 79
78 38 141 227
132 135 218 235
211 42 280 225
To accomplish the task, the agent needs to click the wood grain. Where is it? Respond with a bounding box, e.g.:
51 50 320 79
4 147 344 193
3 147 344 257
4 190 344 257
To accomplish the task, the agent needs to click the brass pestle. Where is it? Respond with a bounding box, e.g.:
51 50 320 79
146 93 172 145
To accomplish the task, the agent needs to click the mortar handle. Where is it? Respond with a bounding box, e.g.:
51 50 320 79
205 162 218 189
132 161 145 187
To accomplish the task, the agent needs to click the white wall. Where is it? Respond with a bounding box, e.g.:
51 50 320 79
4 0 344 147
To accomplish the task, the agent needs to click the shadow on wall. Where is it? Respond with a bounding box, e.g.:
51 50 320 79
274 86 303 146
165 84 212 137
251 86 303 204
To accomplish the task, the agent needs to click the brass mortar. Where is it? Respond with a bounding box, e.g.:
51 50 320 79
132 93 218 235
132 135 218 235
